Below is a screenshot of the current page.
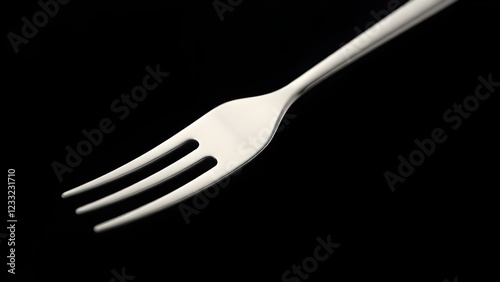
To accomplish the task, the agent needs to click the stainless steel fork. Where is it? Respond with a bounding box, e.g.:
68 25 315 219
62 0 457 232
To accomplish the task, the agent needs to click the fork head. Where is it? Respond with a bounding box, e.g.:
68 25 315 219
62 88 293 232
196 91 291 170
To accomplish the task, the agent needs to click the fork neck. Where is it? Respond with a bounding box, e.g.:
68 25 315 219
274 51 351 107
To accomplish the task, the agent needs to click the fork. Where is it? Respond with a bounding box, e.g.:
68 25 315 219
62 0 457 232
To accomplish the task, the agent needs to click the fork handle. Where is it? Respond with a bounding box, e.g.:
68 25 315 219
286 0 457 99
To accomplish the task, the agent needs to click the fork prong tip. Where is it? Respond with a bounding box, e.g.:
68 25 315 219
75 207 85 215
93 224 108 233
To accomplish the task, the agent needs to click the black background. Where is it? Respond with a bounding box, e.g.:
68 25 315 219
3 0 498 281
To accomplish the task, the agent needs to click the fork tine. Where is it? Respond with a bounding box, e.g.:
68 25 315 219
75 148 206 214
93 164 225 233
61 128 194 198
